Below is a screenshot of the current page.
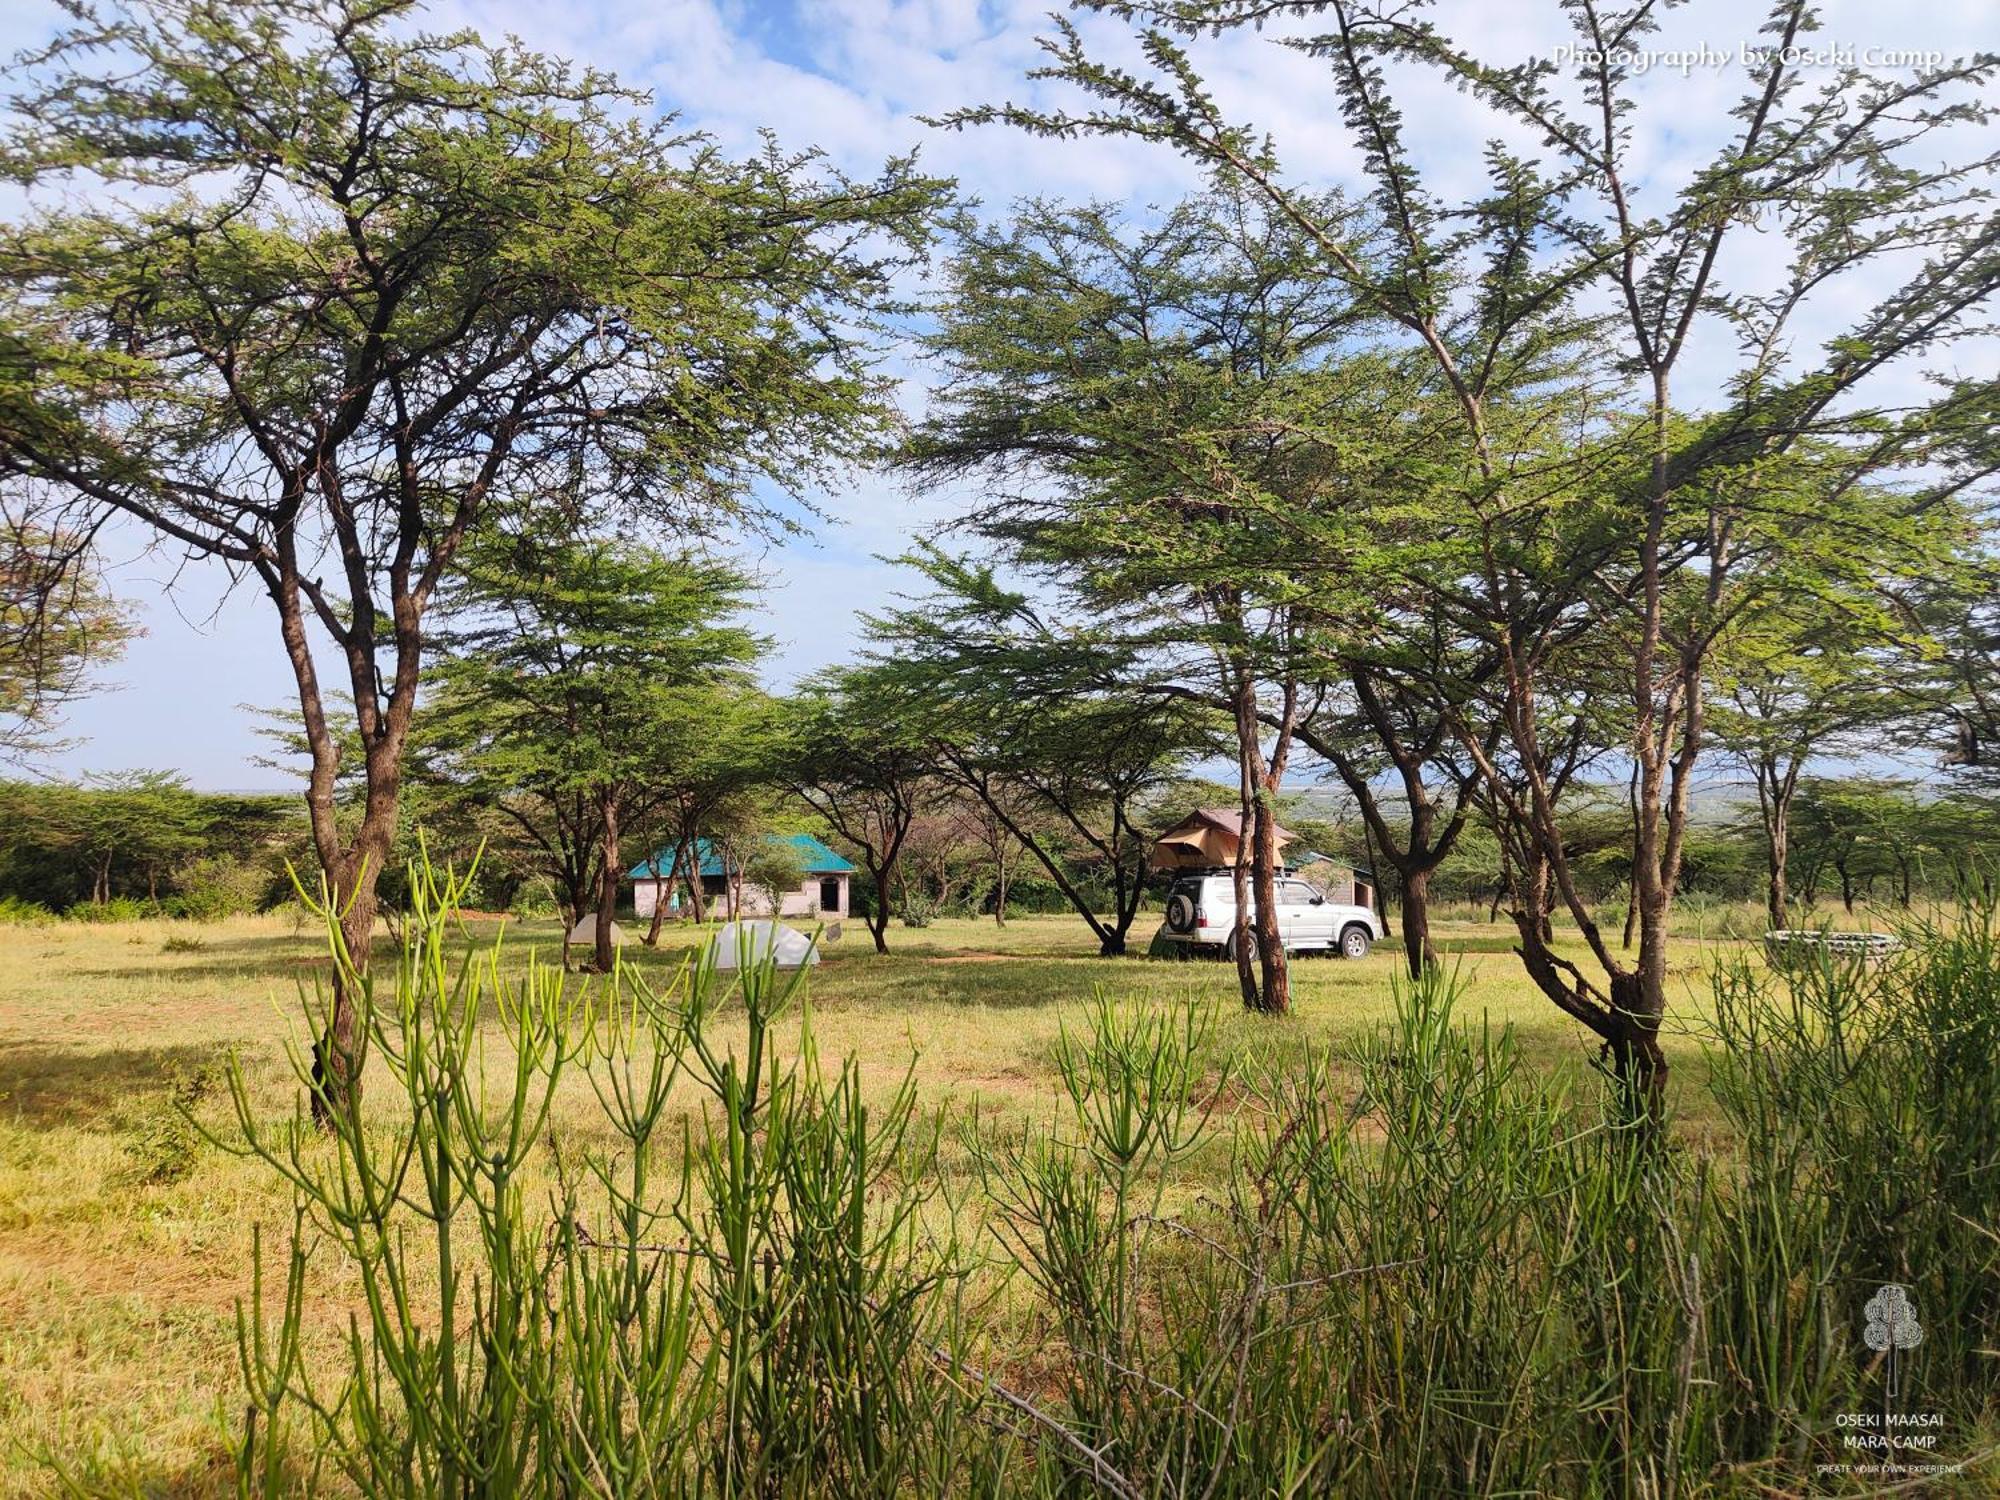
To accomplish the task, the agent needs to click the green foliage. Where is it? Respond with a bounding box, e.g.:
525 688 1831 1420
0 506 133 759
121 1064 217 1187
420 528 769 927
864 549 1225 954
0 0 948 938
0 775 296 914
781 667 945 950
940 0 1999 1061
0 893 54 924
1707 900 2000 1442
62 895 155 922
220 852 2000 1493
223 854 973 1496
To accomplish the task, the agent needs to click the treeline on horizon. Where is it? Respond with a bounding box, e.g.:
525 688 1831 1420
4 768 1994 932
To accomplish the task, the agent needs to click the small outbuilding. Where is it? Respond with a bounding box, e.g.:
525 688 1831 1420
630 833 854 921
1290 851 1376 911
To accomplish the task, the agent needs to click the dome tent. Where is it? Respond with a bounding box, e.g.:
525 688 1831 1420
567 915 627 947
705 919 820 970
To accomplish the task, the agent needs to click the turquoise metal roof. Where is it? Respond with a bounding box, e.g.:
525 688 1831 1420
628 833 855 880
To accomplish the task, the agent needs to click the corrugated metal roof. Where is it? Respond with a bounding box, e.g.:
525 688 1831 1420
628 833 855 880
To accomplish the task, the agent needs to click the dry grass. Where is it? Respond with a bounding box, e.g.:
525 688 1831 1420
0 905 1771 1495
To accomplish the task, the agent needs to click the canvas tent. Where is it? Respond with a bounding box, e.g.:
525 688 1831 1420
1149 808 1297 872
705 919 820 970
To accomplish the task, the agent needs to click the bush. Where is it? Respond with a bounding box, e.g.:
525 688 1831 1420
227 858 973 1495
0 895 55 925
63 896 158 923
171 855 273 920
507 880 560 917
224 862 2000 1496
121 1066 217 1186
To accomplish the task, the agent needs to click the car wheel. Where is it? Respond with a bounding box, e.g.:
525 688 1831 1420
1165 893 1197 933
1340 925 1371 960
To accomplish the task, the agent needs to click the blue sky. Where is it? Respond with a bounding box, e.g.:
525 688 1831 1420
6 0 1994 787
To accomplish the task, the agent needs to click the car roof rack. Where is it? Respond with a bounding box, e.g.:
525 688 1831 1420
1171 865 1309 877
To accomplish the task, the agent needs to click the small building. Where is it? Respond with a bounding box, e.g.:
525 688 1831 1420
1149 807 1298 872
1291 851 1376 911
629 833 853 921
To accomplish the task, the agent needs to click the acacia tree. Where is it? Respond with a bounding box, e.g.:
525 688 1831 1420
903 191 1390 1008
0 497 130 760
1709 596 1911 929
0 0 942 1114
423 531 763 971
632 746 771 938
959 0 2000 1103
783 668 940 954
866 552 1222 956
1288 679 1483 978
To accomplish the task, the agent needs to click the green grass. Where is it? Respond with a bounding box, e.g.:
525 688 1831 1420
0 905 1758 1494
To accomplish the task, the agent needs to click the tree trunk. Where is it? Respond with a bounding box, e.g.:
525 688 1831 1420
1230 700 1260 1008
1400 868 1437 981
1248 790 1289 1014
685 827 707 924
643 862 669 946
313 816 394 1128
644 838 687 946
1766 810 1790 932
865 865 891 954
1838 857 1855 914
993 850 1009 927
1621 758 1642 950
593 795 621 973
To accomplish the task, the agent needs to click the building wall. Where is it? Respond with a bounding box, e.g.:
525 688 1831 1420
1297 863 1371 908
634 873 849 921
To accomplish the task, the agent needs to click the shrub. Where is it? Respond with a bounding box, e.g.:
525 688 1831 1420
0 895 55 925
172 855 272 920
225 857 974 1496
121 1066 217 1186
222 861 2000 1496
63 896 157 922
161 933 207 954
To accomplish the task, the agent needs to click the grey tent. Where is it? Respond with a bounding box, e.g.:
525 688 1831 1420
705 919 820 970
567 915 628 948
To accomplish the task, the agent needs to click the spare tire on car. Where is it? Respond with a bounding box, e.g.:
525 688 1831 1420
1165 892 1197 932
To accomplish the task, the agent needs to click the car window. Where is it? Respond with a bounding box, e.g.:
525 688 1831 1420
1281 881 1318 902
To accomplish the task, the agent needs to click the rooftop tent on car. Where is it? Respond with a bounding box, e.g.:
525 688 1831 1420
1148 807 1298 872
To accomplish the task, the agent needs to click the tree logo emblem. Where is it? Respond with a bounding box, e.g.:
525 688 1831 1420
1863 1284 1923 1397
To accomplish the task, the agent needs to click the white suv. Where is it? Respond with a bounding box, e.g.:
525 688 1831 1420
1158 871 1382 960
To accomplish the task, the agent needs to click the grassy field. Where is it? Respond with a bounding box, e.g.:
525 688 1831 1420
0 906 1771 1494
